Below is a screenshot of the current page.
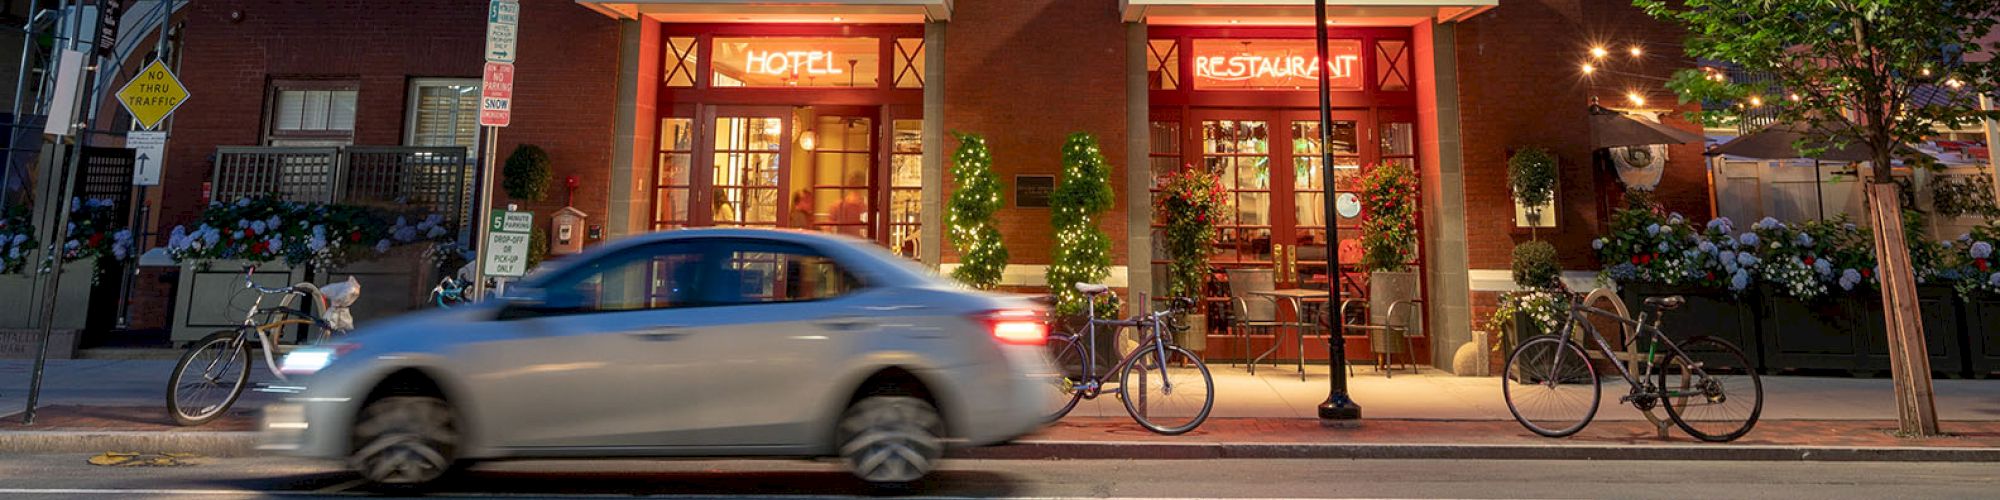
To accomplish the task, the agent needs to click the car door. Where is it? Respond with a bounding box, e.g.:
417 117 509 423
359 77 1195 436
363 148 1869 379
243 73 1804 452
459 241 716 450
679 238 874 447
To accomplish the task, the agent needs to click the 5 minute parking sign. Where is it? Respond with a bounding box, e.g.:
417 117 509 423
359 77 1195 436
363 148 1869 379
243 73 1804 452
482 210 533 278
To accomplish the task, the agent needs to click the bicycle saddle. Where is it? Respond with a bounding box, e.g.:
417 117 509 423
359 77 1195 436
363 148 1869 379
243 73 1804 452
1643 296 1685 310
1074 283 1110 295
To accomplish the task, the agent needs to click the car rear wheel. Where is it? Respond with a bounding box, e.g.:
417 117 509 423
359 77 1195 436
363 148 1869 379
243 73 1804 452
837 396 944 486
349 396 459 488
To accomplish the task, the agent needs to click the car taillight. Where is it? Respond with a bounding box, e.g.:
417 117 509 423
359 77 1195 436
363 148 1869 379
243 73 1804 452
980 309 1047 345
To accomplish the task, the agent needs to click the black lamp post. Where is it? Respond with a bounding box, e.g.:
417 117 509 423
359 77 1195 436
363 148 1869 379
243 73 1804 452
1315 0 1362 425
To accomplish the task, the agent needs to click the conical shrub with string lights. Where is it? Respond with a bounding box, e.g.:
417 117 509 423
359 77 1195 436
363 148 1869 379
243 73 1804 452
947 132 1008 289
1046 132 1118 318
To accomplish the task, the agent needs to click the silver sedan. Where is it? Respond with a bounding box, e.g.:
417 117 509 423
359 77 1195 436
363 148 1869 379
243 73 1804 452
260 228 1055 488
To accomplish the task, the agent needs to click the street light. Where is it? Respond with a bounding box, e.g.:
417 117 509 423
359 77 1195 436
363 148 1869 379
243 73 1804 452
1314 0 1361 426
1590 46 1609 59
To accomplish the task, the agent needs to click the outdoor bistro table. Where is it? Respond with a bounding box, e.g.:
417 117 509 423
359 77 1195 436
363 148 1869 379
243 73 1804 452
1248 288 1329 381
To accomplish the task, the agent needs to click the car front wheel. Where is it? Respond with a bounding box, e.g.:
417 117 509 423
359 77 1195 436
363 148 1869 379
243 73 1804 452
349 396 459 488
837 396 944 485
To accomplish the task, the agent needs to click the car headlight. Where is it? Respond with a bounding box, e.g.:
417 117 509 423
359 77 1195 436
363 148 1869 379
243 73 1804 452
279 343 357 376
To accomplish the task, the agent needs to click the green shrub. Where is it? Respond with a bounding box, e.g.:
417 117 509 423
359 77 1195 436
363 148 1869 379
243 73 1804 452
1511 240 1560 289
502 145 554 202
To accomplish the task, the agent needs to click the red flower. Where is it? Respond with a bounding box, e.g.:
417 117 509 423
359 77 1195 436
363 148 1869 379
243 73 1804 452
250 241 267 254
1861 268 1873 279
1630 256 1642 265
1706 271 1716 281
244 228 256 238
1803 256 1815 266
350 232 361 242
1979 259 1990 273
88 234 102 247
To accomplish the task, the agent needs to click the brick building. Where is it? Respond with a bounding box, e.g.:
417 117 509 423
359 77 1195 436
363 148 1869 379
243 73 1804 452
122 0 1713 372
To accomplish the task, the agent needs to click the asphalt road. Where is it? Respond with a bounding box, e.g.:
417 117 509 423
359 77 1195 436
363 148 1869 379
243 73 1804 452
0 454 1992 499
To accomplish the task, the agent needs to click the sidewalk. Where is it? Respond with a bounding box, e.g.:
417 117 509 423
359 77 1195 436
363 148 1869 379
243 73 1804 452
4 359 2000 461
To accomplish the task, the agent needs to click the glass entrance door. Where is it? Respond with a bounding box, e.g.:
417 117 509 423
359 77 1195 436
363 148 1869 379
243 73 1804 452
1194 109 1365 290
702 106 791 228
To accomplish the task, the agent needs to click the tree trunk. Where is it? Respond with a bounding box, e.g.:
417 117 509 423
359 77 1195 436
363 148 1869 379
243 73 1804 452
1867 181 1940 437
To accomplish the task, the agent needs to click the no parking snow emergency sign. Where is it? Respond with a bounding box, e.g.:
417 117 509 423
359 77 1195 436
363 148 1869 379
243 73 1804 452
117 60 189 130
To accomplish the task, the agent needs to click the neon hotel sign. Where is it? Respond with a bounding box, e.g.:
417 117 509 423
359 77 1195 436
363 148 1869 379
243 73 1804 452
744 50 846 76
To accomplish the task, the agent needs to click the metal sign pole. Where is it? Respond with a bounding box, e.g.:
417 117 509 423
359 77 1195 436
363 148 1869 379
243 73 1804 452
24 0 94 424
470 125 496 300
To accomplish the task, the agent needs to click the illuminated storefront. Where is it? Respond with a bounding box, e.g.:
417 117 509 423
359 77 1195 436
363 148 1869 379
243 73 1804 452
650 25 930 258
1142 25 1426 361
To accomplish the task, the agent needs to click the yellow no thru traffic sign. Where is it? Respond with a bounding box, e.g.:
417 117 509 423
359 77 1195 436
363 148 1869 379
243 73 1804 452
116 60 190 130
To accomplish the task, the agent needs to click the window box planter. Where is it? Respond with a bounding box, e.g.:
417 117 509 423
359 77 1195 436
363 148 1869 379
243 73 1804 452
1616 283 1764 372
1757 285 1964 377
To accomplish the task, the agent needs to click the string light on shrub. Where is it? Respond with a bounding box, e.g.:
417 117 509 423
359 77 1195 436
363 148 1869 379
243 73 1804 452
1748 95 1763 107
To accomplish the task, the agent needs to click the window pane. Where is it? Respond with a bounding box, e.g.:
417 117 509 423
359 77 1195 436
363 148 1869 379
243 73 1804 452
301 91 331 130
1149 121 1180 154
328 91 357 130
275 91 305 130
891 119 922 154
664 37 698 87
410 82 478 147
722 244 859 303
547 244 706 311
712 37 880 88
1376 40 1411 91
1147 39 1180 90
893 38 925 88
1382 122 1414 156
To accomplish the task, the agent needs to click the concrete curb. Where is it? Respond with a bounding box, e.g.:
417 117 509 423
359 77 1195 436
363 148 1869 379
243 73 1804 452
4 431 1996 462
0 431 262 457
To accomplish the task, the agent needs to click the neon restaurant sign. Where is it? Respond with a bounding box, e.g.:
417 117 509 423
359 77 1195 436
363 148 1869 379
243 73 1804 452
1190 39 1363 90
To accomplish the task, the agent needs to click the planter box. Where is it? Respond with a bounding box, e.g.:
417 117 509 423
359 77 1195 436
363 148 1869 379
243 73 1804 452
170 248 436 344
1617 283 1764 372
1758 285 1963 376
1959 292 2000 378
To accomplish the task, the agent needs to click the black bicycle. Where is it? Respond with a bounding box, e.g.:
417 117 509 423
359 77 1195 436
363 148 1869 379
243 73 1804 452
1502 280 1763 442
1043 284 1213 435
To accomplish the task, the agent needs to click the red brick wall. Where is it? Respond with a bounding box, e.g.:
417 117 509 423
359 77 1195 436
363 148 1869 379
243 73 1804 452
1455 0 1708 272
943 0 1130 267
132 0 614 328
492 1 620 222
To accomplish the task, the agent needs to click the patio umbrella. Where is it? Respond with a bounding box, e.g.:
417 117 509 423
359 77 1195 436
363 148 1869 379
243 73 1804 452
1589 107 1707 149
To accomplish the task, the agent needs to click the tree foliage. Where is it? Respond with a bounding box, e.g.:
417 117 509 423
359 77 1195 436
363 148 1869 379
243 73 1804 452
947 132 1009 289
1047 132 1117 318
1636 0 2000 176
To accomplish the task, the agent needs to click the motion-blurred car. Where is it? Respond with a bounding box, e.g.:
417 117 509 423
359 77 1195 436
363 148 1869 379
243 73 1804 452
260 228 1054 487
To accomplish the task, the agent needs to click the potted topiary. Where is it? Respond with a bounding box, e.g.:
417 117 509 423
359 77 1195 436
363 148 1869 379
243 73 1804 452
1359 161 1421 358
1508 147 1558 228
947 132 1008 290
1157 164 1228 353
1047 132 1118 364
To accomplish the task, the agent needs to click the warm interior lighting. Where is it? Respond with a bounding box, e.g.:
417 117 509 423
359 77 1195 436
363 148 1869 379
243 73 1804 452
799 130 818 151
832 16 843 21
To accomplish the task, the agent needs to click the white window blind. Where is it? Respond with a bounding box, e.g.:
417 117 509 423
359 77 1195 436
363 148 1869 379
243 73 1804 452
406 79 480 148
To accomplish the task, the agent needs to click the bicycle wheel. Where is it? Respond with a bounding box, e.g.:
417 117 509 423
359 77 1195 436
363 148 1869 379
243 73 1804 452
1661 336 1763 442
167 330 253 426
1119 344 1213 435
1502 335 1601 438
1043 334 1088 423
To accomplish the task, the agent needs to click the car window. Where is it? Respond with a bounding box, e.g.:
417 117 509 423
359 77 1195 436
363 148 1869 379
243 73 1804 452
713 240 862 304
540 242 709 311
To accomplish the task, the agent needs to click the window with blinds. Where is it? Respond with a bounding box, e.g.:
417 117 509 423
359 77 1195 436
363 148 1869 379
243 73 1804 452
266 79 359 146
406 78 481 149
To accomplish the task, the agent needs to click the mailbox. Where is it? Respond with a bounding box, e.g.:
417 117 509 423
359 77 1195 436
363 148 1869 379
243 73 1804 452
550 206 588 256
